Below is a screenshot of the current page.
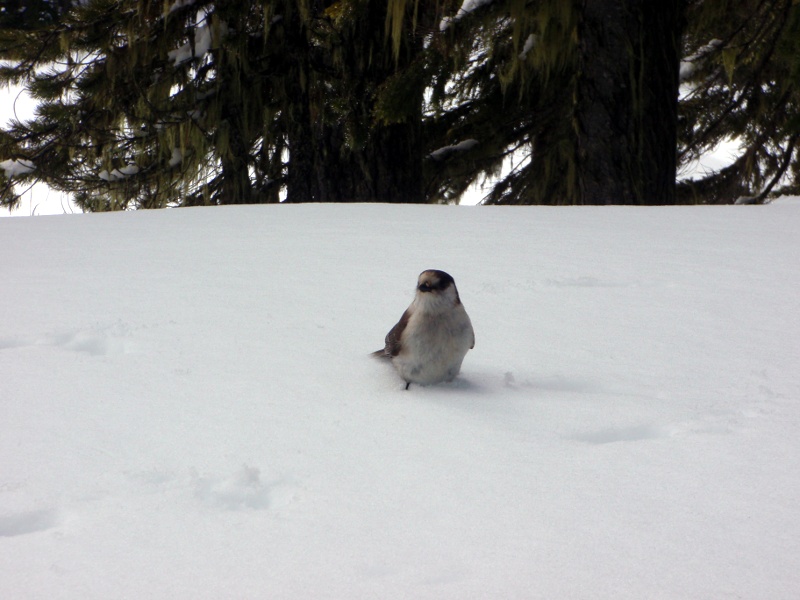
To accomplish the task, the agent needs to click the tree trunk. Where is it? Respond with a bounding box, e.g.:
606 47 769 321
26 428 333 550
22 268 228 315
218 108 254 205
312 121 361 203
311 111 423 203
307 0 425 204
369 120 424 204
283 5 320 203
575 0 683 204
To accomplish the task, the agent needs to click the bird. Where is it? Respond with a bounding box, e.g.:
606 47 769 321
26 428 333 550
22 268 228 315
374 269 474 389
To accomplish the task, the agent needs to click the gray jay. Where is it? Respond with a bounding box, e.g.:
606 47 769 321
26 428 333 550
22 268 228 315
374 270 474 389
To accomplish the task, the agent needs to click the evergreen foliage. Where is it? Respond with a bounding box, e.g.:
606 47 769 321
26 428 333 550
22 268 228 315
1 0 276 210
0 0 798 209
0 0 431 209
679 0 800 203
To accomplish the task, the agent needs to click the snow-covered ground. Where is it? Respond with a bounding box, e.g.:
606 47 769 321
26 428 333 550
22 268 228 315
2 204 799 598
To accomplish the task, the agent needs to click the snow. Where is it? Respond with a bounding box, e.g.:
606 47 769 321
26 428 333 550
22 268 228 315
168 147 183 167
98 165 140 181
429 139 479 161
440 0 494 31
168 0 196 13
520 34 536 59
2 204 799 598
679 61 696 82
0 158 35 177
168 24 213 65
680 39 723 82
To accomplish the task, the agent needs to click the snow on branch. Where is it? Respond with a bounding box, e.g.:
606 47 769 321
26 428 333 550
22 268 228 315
519 34 536 60
440 0 494 31
168 24 213 65
0 159 35 177
680 39 723 82
168 148 183 167
429 139 479 161
168 0 196 14
99 165 140 181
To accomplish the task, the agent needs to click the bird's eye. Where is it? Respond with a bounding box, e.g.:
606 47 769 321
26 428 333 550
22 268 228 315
419 283 432 292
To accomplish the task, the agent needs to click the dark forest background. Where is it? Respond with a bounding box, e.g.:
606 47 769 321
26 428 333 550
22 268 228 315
1 0 798 210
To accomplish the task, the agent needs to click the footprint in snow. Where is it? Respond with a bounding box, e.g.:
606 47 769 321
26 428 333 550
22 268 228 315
52 326 137 357
0 337 33 350
1 324 138 357
0 508 59 538
192 466 296 511
571 424 664 445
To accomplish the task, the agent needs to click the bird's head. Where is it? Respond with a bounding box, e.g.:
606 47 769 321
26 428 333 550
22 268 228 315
414 269 461 311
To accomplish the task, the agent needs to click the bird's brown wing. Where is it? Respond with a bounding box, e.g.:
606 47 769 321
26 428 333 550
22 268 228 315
383 309 411 357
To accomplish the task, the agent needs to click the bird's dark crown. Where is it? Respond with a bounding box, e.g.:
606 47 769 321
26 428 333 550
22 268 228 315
417 269 456 293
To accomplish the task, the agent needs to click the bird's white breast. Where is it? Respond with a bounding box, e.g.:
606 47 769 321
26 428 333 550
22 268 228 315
392 303 474 385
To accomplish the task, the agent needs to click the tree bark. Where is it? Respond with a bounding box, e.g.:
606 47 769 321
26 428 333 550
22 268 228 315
575 0 683 204
304 0 425 203
218 109 254 205
284 8 320 204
